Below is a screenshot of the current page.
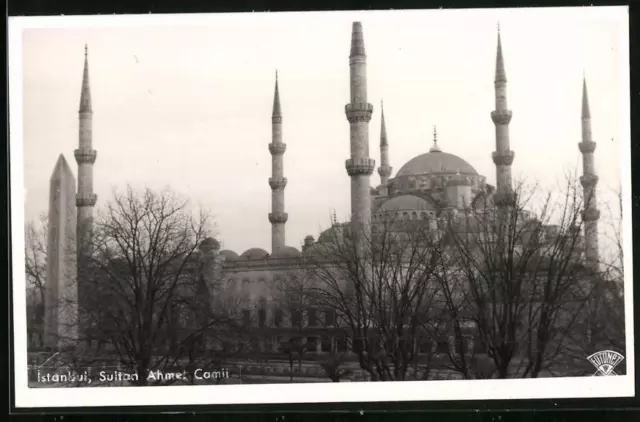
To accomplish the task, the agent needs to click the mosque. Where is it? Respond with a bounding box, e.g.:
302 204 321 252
39 21 601 373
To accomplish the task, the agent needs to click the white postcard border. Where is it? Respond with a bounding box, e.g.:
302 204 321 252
9 7 634 408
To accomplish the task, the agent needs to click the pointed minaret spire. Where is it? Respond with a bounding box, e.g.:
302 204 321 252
579 76 600 271
495 25 507 84
380 99 388 146
268 71 288 255
272 69 282 119
582 75 591 119
377 99 392 195
491 26 515 207
345 21 375 228
430 125 442 152
79 44 92 114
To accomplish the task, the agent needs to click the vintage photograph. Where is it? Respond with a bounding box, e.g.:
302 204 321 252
10 6 633 407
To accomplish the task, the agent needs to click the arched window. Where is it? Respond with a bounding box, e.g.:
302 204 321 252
321 336 332 353
258 308 267 328
273 309 283 327
242 309 251 326
435 338 449 354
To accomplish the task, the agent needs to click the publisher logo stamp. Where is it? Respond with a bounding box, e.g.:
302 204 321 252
587 350 624 376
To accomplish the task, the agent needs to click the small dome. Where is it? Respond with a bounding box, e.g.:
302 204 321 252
240 247 269 260
199 237 220 251
220 250 240 260
396 151 477 178
278 246 301 258
378 195 435 212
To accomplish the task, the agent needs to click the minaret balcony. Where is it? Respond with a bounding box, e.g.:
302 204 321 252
490 110 513 125
345 103 373 123
578 141 597 154
74 148 97 165
346 158 375 176
582 209 601 222
580 174 599 189
377 165 393 178
269 177 288 190
76 193 97 207
268 143 287 155
268 212 289 224
271 116 282 124
491 151 515 166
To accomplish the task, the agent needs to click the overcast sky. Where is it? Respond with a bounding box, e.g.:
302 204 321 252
17 7 629 255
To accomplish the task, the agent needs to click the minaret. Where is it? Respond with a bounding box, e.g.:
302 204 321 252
377 100 392 196
345 22 375 229
74 45 97 329
268 71 288 255
579 77 600 271
491 26 515 206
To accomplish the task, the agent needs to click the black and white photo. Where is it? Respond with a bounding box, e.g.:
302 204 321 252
9 6 633 408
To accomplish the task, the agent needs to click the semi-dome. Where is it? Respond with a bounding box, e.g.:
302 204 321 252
317 223 348 243
220 250 240 260
303 241 336 256
240 248 269 260
303 243 323 256
378 195 435 212
396 151 477 178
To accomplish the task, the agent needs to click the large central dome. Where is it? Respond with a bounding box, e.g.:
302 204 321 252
396 150 478 178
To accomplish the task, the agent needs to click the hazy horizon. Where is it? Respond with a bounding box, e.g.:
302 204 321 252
18 7 629 255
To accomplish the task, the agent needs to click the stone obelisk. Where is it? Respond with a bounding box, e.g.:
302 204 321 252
44 154 78 350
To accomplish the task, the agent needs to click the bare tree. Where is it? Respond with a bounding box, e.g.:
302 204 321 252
70 185 239 386
24 214 48 348
273 269 315 379
561 186 626 374
273 269 354 382
593 186 625 352
438 178 594 379
304 217 443 381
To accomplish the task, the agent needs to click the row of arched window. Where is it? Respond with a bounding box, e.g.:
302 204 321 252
241 307 336 329
373 211 437 222
392 176 479 192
